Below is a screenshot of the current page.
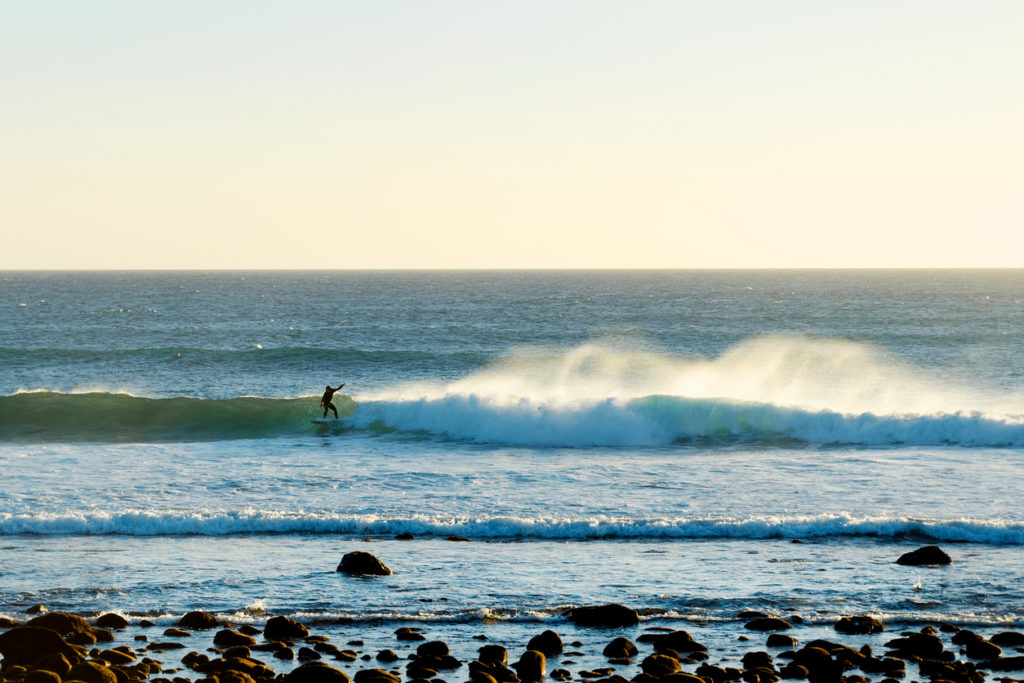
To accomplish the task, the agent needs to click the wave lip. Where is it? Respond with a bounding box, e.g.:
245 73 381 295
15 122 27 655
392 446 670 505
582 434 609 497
2 511 1021 544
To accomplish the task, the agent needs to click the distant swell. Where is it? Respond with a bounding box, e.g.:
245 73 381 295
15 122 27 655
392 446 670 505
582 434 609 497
1 511 1021 544
4 390 1024 446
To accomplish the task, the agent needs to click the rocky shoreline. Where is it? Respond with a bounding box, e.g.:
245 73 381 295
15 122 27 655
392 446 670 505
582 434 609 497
2 603 1023 683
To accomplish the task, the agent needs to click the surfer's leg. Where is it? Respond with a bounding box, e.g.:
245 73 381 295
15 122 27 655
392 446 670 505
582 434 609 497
329 402 338 418
323 405 328 418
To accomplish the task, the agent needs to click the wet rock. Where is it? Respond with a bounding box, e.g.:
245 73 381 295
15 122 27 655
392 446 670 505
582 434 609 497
991 631 1024 647
767 635 798 648
196 656 276 680
176 611 220 630
660 674 705 683
884 632 944 659
274 647 295 660
551 669 572 681
23 670 61 683
25 612 94 638
396 627 426 641
446 535 470 542
641 654 681 677
743 652 774 670
965 639 1002 660
376 650 399 663
417 641 450 658
835 616 884 635
238 625 261 637
528 631 564 657
354 670 400 683
26 605 47 614
285 662 352 683
164 629 192 638
212 630 257 648
99 648 136 665
602 638 637 659
896 545 952 566
298 646 322 661
470 659 518 683
33 653 73 677
264 616 309 642
514 650 546 681
337 551 393 576
0 617 15 629
652 631 707 654
567 604 639 628
395 533 415 540
93 628 115 643
94 614 130 630
986 656 1024 671
223 646 252 659
68 660 118 683
67 630 98 645
745 618 792 632
0 626 82 667
479 645 509 666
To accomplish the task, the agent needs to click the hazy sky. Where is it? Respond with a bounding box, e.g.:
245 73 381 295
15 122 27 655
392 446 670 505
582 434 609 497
3 1 1022 269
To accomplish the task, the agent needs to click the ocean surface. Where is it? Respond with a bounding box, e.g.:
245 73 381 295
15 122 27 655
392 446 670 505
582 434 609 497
2 270 1023 663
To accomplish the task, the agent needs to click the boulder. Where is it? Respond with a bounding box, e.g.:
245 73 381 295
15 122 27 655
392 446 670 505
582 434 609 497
264 616 309 642
23 670 61 683
478 645 509 666
965 639 1001 660
991 631 1024 647
767 634 798 648
417 641 450 658
835 616 884 635
33 652 73 677
98 648 136 665
514 650 545 681
94 614 130 630
744 617 792 632
602 638 637 659
395 627 425 641
0 617 15 629
337 552 392 576
176 611 220 630
883 633 944 659
376 650 399 663
0 627 82 667
641 654 681 677
212 630 257 648
986 656 1024 671
567 604 639 628
896 546 952 566
285 662 352 683
652 631 706 653
742 652 773 670
163 628 192 638
67 661 118 683
25 612 94 637
527 631 563 657
353 669 399 683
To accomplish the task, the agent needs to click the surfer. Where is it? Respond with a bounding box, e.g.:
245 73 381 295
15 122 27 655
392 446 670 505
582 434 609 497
320 384 345 418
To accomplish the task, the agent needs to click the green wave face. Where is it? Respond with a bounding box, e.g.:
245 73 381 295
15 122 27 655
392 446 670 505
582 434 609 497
0 392 356 442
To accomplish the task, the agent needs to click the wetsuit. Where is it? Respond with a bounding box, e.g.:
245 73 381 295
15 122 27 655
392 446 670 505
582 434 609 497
321 384 344 418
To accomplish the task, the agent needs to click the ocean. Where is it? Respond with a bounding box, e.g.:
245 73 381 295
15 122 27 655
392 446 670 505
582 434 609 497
1 270 1023 670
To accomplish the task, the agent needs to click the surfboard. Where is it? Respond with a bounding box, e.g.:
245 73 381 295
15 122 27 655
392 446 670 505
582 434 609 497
311 417 349 426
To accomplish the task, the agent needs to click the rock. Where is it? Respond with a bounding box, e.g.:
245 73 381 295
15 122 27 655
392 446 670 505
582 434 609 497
883 632 944 659
163 629 192 638
223 646 252 659
767 634 798 648
197 656 276 680
274 646 296 660
92 628 115 642
602 638 637 659
25 612 94 637
67 661 118 683
33 653 73 677
238 624 261 636
24 669 62 683
567 604 639 628
551 669 572 681
660 674 705 683
212 630 257 648
264 616 309 642
26 605 48 614
298 646 322 661
528 631 563 657
67 630 98 645
446 535 470 542
395 627 425 641
835 616 884 635
176 611 220 630
479 645 509 666
395 533 415 540
742 652 773 670
353 669 400 683
417 641 450 658
98 648 136 665
652 631 706 653
896 545 952 566
337 552 393 576
0 626 82 667
986 656 1024 671
965 639 1001 660
778 663 808 680
285 662 352 683
745 617 792 632
641 654 681 677
991 631 1024 647
376 650 399 663
94 614 130 630
514 650 546 681
0 617 15 629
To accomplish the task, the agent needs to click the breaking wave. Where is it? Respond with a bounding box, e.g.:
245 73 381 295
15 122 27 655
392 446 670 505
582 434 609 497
1 510 1022 544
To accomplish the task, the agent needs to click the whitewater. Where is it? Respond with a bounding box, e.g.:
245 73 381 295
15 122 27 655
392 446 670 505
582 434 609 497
2 270 1023 636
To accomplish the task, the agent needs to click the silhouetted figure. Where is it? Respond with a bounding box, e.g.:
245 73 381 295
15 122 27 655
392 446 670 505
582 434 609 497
320 384 345 418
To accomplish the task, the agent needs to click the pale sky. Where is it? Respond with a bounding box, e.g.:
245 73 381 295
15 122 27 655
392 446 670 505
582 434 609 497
2 1 1022 269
